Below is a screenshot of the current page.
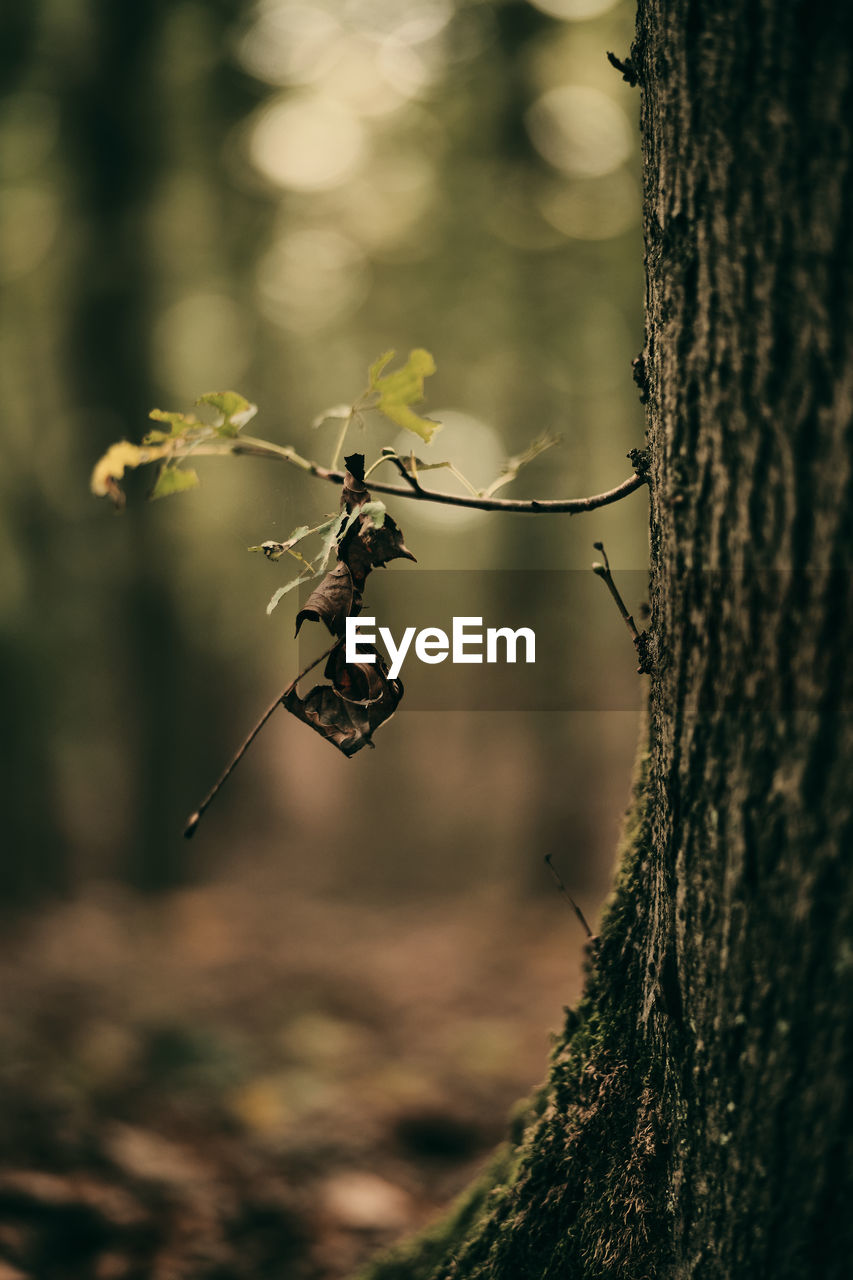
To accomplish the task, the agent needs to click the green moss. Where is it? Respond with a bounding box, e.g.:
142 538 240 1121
352 1142 520 1280
357 729 660 1280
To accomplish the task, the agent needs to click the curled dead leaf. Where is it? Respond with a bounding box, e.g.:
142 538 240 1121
294 563 360 637
339 511 416 586
359 513 416 568
324 644 388 704
282 650 403 756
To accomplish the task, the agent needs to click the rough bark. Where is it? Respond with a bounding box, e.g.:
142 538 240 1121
360 2 853 1278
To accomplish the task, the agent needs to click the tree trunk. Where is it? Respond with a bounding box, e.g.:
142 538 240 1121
360 2 853 1277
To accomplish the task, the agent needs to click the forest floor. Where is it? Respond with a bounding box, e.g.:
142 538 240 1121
0 881 584 1279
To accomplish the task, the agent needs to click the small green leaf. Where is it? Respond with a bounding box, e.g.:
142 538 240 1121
368 350 395 386
311 404 352 429
340 500 385 540
197 390 258 437
249 526 311 561
143 409 199 443
267 571 317 616
369 348 440 444
317 512 348 571
359 500 386 528
150 465 199 500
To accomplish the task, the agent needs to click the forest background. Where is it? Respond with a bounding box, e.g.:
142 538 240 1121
0 2 648 1276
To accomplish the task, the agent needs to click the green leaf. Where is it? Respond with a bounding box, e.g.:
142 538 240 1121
340 499 385 541
267 570 317 616
311 404 352 429
144 409 200 443
249 526 312 561
196 390 258 437
266 513 348 613
367 350 395 386
150 465 199 501
317 512 348 571
369 348 441 444
358 500 386 528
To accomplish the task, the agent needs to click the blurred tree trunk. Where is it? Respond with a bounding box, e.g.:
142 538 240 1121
0 0 68 901
63 0 190 891
361 2 853 1278
61 0 254 891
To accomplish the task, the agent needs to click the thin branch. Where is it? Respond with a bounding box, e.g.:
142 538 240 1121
591 541 641 644
388 455 424 493
544 855 593 939
591 541 653 675
606 49 639 86
232 436 648 514
183 641 341 839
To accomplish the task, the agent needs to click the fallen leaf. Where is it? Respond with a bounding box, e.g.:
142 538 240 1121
101 1124 210 1189
320 1171 412 1231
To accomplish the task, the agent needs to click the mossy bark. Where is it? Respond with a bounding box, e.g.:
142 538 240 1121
359 2 853 1277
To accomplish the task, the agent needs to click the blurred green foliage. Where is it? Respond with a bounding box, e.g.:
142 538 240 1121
1 0 645 907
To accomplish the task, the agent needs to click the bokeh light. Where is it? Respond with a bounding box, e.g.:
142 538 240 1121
237 3 343 86
526 85 633 177
529 0 621 20
0 187 58 282
391 411 505 532
256 228 371 333
249 93 367 191
539 169 640 240
153 294 252 394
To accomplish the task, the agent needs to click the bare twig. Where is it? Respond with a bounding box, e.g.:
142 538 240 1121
388 454 424 494
232 435 648 514
545 855 593 939
606 50 638 86
183 641 341 838
591 541 641 644
591 541 653 675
